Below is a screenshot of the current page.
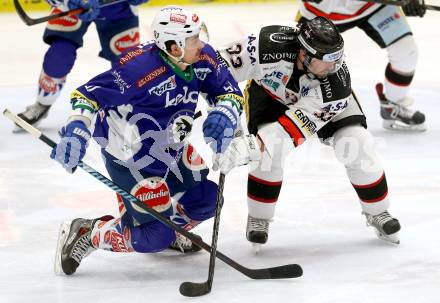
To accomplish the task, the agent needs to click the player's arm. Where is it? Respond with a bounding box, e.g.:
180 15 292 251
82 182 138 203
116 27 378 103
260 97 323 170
260 62 352 151
216 33 262 83
198 45 244 154
50 65 139 173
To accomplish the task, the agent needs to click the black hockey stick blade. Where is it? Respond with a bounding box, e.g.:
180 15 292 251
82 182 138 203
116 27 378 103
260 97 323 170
179 281 212 297
179 263 303 297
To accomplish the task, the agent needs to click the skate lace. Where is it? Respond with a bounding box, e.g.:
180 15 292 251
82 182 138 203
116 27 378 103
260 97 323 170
366 211 392 229
170 233 193 253
249 217 269 232
389 102 414 120
71 235 91 264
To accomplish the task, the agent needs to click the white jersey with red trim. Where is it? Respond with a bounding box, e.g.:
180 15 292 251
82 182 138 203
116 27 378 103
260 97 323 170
299 0 382 24
218 25 352 143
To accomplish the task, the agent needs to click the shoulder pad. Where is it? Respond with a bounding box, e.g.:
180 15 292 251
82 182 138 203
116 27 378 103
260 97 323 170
259 25 299 64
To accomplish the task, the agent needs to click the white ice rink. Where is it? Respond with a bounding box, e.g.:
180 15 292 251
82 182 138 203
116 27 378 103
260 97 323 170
1 2 440 302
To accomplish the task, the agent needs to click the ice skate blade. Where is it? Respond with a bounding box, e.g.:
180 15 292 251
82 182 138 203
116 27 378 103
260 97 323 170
54 221 71 275
252 243 262 254
382 120 426 132
375 229 400 245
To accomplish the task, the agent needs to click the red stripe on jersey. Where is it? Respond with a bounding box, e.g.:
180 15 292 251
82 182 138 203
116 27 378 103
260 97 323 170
360 191 388 203
304 2 376 21
278 115 305 147
248 174 283 186
248 193 278 203
352 173 385 189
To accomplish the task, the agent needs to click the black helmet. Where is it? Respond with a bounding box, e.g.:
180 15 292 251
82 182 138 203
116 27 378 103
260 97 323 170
298 17 344 62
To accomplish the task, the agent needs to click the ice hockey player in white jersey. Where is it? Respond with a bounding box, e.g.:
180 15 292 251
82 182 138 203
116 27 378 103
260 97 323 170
297 0 426 131
216 17 401 249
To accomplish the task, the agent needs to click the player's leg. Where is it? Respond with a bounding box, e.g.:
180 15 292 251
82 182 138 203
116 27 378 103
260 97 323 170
94 15 140 66
321 94 400 244
168 144 217 252
55 151 189 275
17 10 90 128
244 81 292 246
359 6 425 131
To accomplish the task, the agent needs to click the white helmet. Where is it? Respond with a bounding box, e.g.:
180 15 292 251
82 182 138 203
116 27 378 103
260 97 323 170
151 6 208 53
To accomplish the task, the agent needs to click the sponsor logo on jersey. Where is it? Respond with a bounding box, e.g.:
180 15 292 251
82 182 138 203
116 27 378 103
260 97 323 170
293 109 317 135
148 75 177 96
168 112 194 143
182 144 207 171
110 28 140 56
165 86 199 107
130 177 171 214
269 32 295 43
262 71 285 91
198 54 218 69
300 86 310 97
110 232 129 252
137 66 167 88
261 52 296 62
194 68 212 81
320 77 333 99
111 70 131 94
47 8 81 31
377 12 401 30
170 13 187 24
119 48 145 65
247 35 257 65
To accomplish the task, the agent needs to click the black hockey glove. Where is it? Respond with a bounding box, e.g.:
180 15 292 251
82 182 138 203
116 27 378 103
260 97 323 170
402 0 426 17
302 0 324 3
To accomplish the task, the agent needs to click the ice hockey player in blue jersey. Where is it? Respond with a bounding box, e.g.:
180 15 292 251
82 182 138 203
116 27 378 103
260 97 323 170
52 6 245 276
16 0 149 130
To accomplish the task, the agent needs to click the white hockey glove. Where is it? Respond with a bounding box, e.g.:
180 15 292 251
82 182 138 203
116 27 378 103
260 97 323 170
213 133 261 175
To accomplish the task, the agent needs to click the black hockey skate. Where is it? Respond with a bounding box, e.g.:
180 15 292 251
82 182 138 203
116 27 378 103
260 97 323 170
169 232 202 253
246 215 269 252
376 83 425 132
364 210 401 244
14 101 51 132
54 218 96 275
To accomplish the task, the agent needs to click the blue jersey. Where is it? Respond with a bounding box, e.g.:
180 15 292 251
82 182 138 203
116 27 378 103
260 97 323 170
70 42 244 174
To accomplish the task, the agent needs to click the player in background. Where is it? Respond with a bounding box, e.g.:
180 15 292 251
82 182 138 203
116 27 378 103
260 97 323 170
216 17 401 250
297 0 426 131
51 6 247 276
16 0 149 129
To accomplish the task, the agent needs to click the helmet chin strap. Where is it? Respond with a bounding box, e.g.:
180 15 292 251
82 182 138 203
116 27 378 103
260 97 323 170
164 48 191 66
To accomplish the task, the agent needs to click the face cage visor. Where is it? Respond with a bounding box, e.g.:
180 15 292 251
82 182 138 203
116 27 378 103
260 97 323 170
303 48 344 78
298 34 344 76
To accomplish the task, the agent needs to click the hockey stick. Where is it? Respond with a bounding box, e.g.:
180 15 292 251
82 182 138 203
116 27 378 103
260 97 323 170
365 0 440 11
179 173 225 297
13 0 125 26
3 109 303 282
